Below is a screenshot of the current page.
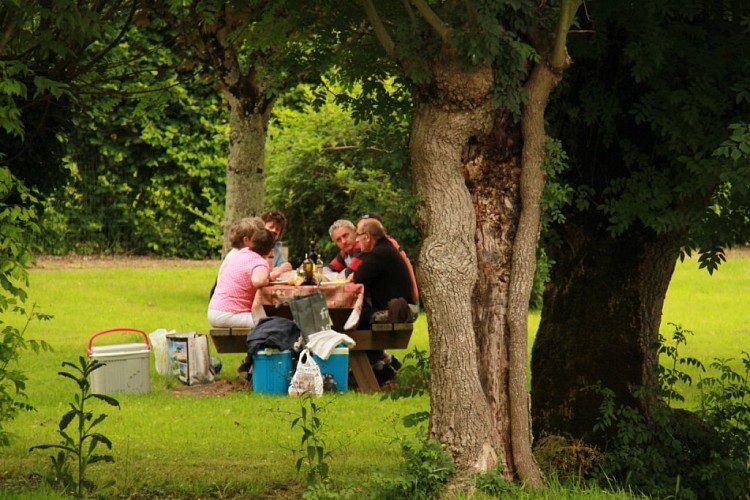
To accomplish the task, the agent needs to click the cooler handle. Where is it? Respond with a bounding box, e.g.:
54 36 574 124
87 328 151 357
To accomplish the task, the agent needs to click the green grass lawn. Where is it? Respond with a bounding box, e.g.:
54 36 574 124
1 253 747 498
659 253 750 406
2 260 430 498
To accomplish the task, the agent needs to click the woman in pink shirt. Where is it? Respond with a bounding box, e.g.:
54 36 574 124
207 228 276 328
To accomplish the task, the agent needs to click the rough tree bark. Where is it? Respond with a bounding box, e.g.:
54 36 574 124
156 3 274 253
412 61 500 474
466 2 580 483
465 112 522 480
504 58 564 487
200 17 273 253
531 218 682 443
363 0 580 484
222 90 270 252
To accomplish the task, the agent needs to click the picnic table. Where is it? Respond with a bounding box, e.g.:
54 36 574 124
209 282 413 393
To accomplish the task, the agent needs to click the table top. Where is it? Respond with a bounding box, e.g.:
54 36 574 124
258 282 363 309
253 282 364 330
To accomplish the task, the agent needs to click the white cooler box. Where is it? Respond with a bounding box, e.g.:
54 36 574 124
87 328 151 395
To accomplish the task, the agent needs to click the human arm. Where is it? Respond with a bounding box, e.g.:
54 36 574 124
399 250 419 303
380 236 418 302
269 261 292 281
251 264 271 288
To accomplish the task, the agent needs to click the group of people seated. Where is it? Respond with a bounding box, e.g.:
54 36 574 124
207 210 419 386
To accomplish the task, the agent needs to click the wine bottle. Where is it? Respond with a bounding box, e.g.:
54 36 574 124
308 240 318 263
301 252 315 285
307 240 322 284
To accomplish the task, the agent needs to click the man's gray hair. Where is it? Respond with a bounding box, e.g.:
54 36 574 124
328 219 355 239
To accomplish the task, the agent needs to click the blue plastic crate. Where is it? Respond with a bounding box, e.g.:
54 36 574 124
313 346 349 393
252 349 292 395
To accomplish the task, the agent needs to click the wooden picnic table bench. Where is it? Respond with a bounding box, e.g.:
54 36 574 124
210 283 415 392
209 322 413 393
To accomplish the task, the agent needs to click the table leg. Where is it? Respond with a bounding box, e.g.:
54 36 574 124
349 351 380 393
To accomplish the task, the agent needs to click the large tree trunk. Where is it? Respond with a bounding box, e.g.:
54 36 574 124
465 112 521 480
505 57 564 487
465 9 576 481
531 219 682 443
222 90 269 252
169 3 275 254
412 61 499 474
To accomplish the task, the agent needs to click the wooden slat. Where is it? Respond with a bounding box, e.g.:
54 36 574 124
371 322 413 332
347 328 412 350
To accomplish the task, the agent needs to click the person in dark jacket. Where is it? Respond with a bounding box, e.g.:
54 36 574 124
351 218 415 384
352 218 416 324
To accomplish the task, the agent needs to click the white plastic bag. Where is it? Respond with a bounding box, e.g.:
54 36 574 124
288 349 324 397
149 328 175 375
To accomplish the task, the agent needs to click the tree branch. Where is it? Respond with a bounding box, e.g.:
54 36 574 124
0 16 16 57
411 0 450 43
76 0 139 76
507 0 584 485
550 0 582 71
401 0 416 26
361 0 396 60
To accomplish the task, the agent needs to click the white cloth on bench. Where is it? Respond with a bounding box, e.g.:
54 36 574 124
306 329 356 360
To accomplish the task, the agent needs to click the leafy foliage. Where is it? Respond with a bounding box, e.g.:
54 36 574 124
370 427 455 500
32 18 229 259
0 1 140 194
0 303 51 448
697 352 750 449
548 1 750 265
0 169 51 447
30 356 120 498
382 346 430 406
590 324 750 499
290 393 333 492
655 324 705 405
266 84 418 264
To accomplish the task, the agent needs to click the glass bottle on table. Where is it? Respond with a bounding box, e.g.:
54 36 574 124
315 253 325 284
305 240 320 285
307 240 318 264
301 252 315 286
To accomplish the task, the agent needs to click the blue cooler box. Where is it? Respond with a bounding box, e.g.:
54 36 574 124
252 349 292 395
313 346 349 392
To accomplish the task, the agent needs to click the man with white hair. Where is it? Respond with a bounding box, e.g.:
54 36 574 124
323 219 363 278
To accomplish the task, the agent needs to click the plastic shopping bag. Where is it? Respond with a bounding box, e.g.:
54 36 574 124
149 328 175 375
289 292 332 342
288 349 324 397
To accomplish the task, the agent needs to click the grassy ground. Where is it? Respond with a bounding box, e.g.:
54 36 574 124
3 258 430 498
1 252 747 498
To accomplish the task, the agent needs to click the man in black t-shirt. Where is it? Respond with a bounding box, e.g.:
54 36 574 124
351 218 415 385
352 218 415 324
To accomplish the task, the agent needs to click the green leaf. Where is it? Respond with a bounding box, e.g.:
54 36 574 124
59 410 77 431
90 393 120 407
88 454 115 464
